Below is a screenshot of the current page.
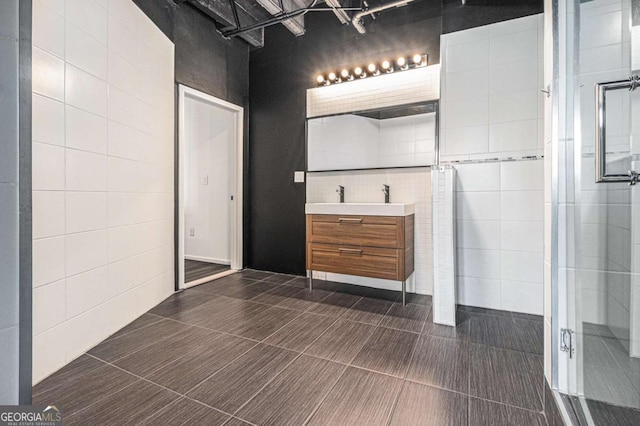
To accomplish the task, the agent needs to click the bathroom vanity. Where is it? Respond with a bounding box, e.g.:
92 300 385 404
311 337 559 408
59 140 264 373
305 203 415 305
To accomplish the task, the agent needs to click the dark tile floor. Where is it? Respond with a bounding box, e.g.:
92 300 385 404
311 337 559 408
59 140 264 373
34 269 550 425
185 259 230 283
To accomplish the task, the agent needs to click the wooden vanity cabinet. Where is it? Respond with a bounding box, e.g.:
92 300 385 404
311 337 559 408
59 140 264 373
305 213 415 304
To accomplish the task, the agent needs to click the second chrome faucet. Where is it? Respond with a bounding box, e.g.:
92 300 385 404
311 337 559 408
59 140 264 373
336 185 344 203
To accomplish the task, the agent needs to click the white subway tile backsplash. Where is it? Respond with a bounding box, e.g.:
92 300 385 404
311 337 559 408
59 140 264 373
445 97 489 129
456 192 500 221
108 157 138 192
490 29 538 67
457 248 501 279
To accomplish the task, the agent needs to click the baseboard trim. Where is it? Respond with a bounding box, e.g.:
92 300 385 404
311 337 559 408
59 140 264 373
185 255 231 265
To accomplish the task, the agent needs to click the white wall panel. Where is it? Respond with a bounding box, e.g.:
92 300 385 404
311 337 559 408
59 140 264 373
31 1 175 384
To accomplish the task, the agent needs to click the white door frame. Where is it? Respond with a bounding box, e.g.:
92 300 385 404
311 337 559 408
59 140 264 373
177 85 244 289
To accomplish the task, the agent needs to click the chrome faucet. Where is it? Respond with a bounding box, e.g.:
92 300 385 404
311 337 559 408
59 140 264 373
336 185 344 203
382 184 390 204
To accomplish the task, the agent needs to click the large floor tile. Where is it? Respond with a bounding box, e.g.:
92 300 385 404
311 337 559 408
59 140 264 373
87 319 191 362
389 381 467 426
33 354 105 396
351 326 419 377
275 288 333 311
469 397 546 426
145 334 256 394
584 365 640 409
204 280 283 300
138 397 230 425
103 313 164 340
236 355 346 426
469 312 519 350
262 273 297 284
308 367 402 426
380 303 429 333
307 292 361 317
512 317 544 355
149 291 220 318
33 364 138 417
406 335 470 393
469 344 543 411
586 398 640 425
239 269 274 280
263 312 337 352
222 305 302 340
341 297 394 325
304 319 376 364
422 309 471 341
65 380 178 425
113 326 220 377
187 344 298 414
250 285 304 306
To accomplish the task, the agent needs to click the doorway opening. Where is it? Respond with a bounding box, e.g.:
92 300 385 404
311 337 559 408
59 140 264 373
177 85 244 289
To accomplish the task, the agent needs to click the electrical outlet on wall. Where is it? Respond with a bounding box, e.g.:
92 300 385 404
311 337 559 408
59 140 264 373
294 171 305 183
189 228 195 237
202 175 209 185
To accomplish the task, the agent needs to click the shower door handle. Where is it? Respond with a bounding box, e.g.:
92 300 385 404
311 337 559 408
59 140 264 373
595 75 640 185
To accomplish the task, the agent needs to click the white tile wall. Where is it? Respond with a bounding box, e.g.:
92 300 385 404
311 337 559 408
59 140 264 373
306 168 432 295
306 65 440 118
454 160 544 314
31 0 175 384
440 14 544 162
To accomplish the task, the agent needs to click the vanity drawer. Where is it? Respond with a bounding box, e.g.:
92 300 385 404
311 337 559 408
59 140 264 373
307 214 404 248
306 243 401 281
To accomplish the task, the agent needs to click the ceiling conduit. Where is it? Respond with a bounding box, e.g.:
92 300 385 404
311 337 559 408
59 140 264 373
351 0 415 34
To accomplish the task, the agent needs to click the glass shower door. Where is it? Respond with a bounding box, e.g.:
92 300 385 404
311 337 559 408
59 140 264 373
571 0 640 420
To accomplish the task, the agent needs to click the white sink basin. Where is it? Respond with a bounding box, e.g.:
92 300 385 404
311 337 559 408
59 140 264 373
305 203 415 217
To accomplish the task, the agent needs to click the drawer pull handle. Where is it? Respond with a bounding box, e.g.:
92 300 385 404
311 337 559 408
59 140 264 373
339 248 363 255
338 218 362 223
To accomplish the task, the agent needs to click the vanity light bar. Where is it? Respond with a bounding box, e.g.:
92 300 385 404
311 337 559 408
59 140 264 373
314 54 427 87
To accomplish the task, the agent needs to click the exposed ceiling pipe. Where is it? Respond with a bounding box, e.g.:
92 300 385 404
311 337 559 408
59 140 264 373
351 0 416 34
325 0 350 24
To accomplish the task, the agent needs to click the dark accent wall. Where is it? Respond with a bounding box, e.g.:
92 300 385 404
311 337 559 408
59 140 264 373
134 0 249 105
248 0 542 275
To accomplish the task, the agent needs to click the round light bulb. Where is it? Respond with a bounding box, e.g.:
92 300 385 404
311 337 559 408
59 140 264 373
328 72 336 81
413 54 423 65
354 66 363 75
341 69 349 78
382 60 390 69
397 57 406 67
367 63 376 73
316 75 324 83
